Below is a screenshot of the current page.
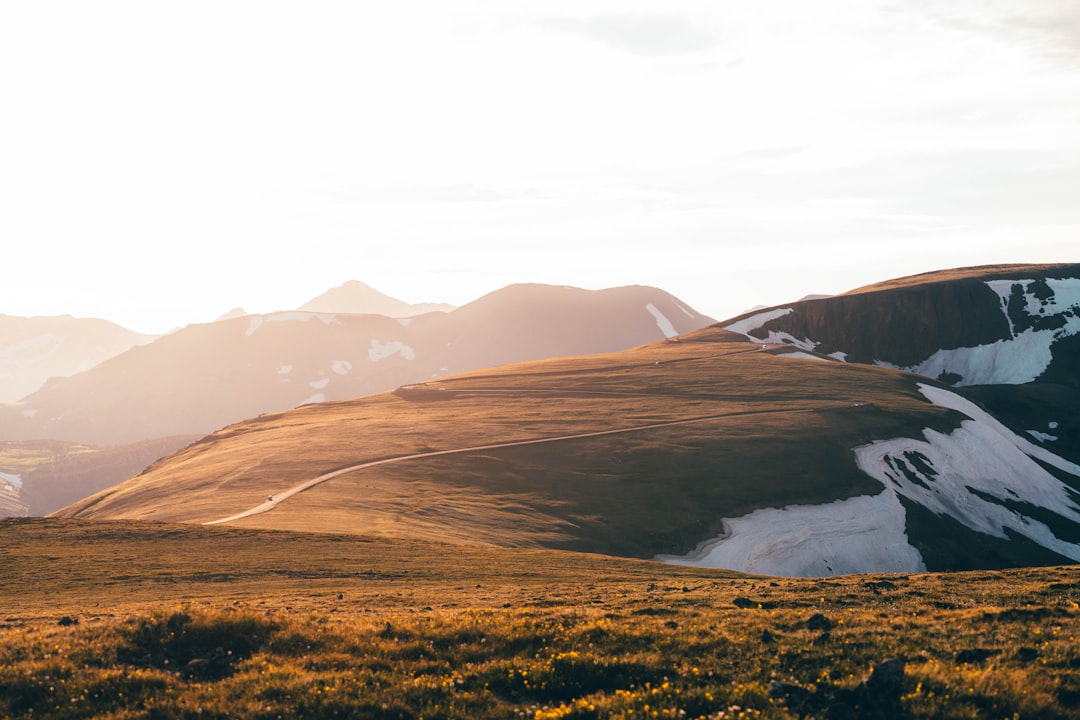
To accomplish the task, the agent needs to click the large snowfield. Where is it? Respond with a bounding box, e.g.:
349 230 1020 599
661 383 1080 576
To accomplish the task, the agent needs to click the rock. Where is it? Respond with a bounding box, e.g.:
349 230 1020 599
760 629 775 644
805 613 833 631
956 648 998 664
57 616 78 627
1014 647 1039 662
863 657 905 696
813 631 831 646
863 580 898 594
732 596 755 609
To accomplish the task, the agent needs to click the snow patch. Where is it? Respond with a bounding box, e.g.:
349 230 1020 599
1027 430 1058 443
658 491 925 577
828 351 848 361
300 393 325 405
369 340 415 362
776 351 829 362
907 327 1070 385
277 364 292 375
853 383 1080 561
397 318 412 327
724 307 793 335
309 378 330 390
903 278 1080 386
244 316 263 337
755 330 817 351
645 303 678 338
1049 421 1059 429
22 409 37 418
0 471 23 489
331 360 352 375
663 381 1080 576
986 277 1080 333
674 301 695 318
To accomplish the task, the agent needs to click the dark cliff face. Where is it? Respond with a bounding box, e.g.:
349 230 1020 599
751 281 1012 367
722 264 1080 382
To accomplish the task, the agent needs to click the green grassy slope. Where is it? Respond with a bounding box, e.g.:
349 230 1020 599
59 330 961 560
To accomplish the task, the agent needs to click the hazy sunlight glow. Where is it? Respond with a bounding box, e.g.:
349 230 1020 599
3 1 1078 332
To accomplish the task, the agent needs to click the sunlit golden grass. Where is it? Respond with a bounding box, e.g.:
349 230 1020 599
839 263 1080 296
58 333 962 560
2 519 1078 719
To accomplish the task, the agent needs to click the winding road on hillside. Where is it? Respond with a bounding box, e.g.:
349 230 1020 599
204 403 828 526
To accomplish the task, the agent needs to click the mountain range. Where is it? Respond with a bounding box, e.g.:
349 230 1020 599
59 264 1080 577
0 314 155 403
0 282 713 515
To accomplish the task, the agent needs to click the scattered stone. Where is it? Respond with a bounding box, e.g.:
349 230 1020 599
813 631 831 646
57 616 78 627
760 629 775 644
1015 647 1040 662
768 681 811 706
664 620 679 630
337 593 344 600
771 659 908 718
805 613 833 631
732 596 755 609
863 657 906 697
863 580 898 594
956 648 998 664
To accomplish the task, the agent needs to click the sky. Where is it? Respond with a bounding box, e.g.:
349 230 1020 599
3 1 1079 334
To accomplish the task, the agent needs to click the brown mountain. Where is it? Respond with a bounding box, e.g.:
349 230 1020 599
0 314 156 402
0 284 712 447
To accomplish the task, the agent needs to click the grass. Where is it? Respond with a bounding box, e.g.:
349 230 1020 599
839 263 1080 297
58 331 968 561
2 519 1078 719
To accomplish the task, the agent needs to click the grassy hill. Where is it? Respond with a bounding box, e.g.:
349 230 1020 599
59 330 954 551
1 518 1077 719
59 327 1076 574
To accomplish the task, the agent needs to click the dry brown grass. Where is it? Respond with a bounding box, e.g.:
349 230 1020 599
1 519 1077 719
839 263 1080 296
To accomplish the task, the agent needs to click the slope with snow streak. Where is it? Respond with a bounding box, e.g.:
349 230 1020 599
854 384 1080 561
722 274 1080 387
658 490 926 576
661 383 1080 576
898 278 1080 385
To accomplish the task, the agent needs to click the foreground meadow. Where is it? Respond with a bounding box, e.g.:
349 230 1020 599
2 519 1078 719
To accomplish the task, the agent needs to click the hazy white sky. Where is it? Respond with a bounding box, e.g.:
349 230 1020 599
3 1 1078 333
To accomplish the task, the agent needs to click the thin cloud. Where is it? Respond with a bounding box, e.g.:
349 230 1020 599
536 14 723 57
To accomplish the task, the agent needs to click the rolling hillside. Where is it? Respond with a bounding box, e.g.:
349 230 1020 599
59 323 1080 576
0 284 710 446
0 436 199 517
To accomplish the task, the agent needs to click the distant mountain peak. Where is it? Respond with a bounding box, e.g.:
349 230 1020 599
214 307 248 322
298 281 455 318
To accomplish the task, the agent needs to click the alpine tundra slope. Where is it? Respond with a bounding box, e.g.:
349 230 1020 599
60 267 1080 576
